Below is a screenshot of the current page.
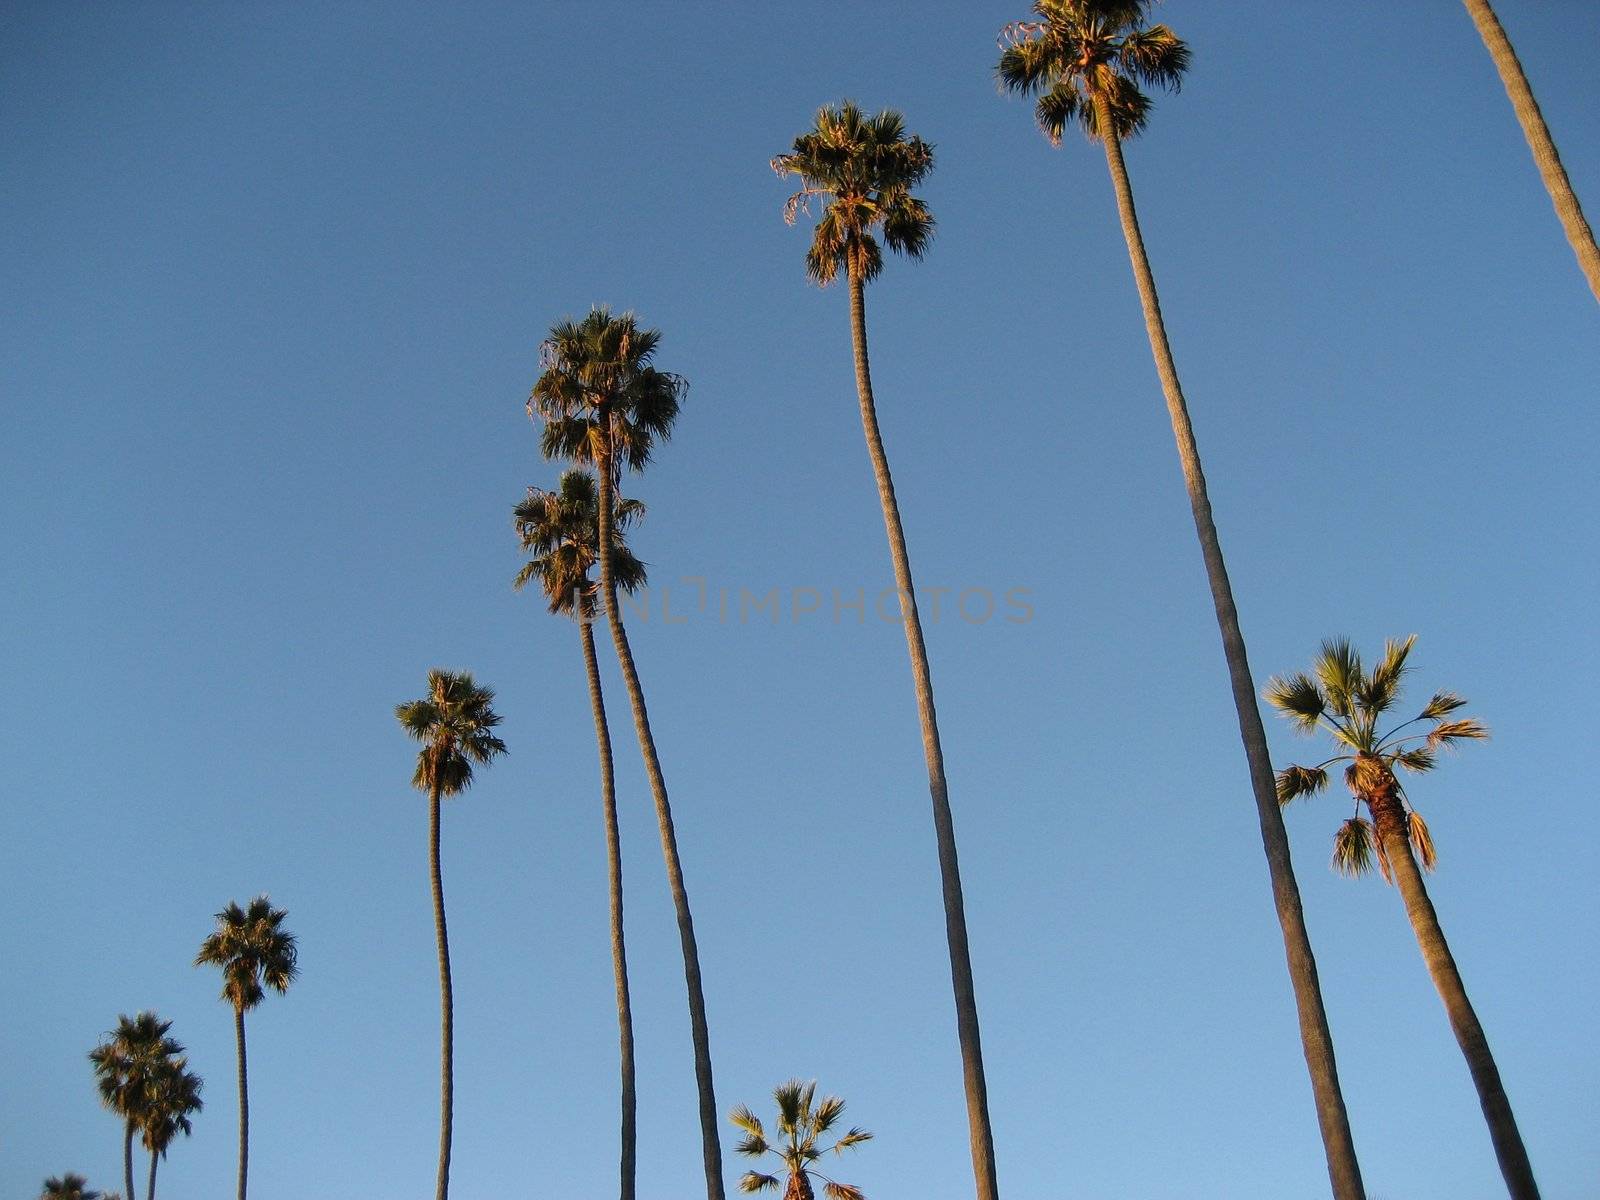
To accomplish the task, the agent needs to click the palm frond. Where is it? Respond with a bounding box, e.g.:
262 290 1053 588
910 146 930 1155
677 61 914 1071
1275 764 1330 805
1263 672 1327 733
1313 638 1363 719
833 1127 873 1152
1331 817 1376 878
1427 718 1489 749
823 1183 866 1200
1389 746 1436 774
738 1174 780 1194
729 1104 766 1139
1359 634 1415 715
1407 809 1437 872
1420 690 1468 720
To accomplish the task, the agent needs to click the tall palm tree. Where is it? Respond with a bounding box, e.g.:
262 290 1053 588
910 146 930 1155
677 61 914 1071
138 1056 202 1200
396 670 508 1200
514 468 647 1200
1460 0 1600 304
730 1080 873 1200
1267 637 1539 1199
772 102 999 1200
40 1174 102 1200
88 1012 183 1200
996 7 1364 1195
195 895 299 1200
529 309 726 1200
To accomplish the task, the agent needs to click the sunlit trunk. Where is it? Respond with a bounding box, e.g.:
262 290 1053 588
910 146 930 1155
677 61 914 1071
1095 93 1365 1200
847 268 999 1200
581 617 638 1200
595 448 724 1200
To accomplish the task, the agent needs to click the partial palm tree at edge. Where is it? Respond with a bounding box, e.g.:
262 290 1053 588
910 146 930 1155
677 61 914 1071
1461 0 1600 305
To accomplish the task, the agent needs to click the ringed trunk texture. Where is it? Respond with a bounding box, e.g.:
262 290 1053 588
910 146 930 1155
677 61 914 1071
1095 96 1365 1200
581 618 638 1200
595 453 725 1200
235 1007 249 1200
124 1119 137 1200
784 1169 816 1200
429 779 454 1200
1462 0 1600 305
1362 773 1540 1199
847 271 1000 1200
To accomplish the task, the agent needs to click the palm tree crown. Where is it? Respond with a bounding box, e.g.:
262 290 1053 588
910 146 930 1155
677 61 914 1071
513 469 647 620
996 0 1190 143
40 1175 102 1200
771 100 934 285
195 896 299 1012
396 670 509 797
1266 636 1488 879
139 1057 203 1160
88 1013 184 1129
529 308 684 478
731 1081 872 1200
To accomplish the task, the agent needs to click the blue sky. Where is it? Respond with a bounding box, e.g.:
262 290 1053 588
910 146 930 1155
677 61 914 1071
3 2 1597 1197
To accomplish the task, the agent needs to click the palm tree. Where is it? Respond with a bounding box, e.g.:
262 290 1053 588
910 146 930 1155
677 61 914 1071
513 468 647 1200
530 308 726 1200
396 670 508 1200
88 1012 184 1200
730 1081 873 1200
1267 637 1539 1199
195 895 299 1200
40 1174 102 1200
772 102 999 1200
138 1056 202 1200
996 7 1365 1195
1460 0 1600 304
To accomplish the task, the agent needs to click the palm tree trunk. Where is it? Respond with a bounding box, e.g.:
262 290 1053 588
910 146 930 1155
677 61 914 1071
146 1152 157 1200
235 1007 249 1200
124 1119 137 1200
846 270 999 1200
429 777 455 1200
595 452 724 1200
1368 803 1540 1198
581 618 638 1200
1461 0 1600 305
1093 95 1366 1200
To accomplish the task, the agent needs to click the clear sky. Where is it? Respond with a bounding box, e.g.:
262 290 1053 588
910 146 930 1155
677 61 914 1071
3 2 1597 1197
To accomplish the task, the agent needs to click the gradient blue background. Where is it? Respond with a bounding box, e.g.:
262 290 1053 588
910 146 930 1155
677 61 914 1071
4 2 1596 1197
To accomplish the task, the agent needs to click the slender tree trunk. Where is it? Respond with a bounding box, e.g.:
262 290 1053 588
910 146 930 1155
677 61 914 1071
595 451 724 1200
235 1007 249 1200
1365 785 1540 1198
1094 96 1366 1200
846 270 999 1200
429 777 454 1200
1461 0 1600 305
581 617 638 1200
124 1119 137 1200
146 1151 157 1200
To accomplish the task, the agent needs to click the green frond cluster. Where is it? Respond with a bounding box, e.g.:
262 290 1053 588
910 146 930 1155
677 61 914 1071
194 894 298 1012
395 669 508 798
730 1080 873 1200
512 469 647 620
530 307 684 478
1268 637 1488 882
772 100 935 286
996 0 1188 145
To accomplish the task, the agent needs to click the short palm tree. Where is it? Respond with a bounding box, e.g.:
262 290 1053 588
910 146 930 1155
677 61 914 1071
529 309 726 1200
88 1012 183 1200
40 1174 101 1200
396 669 508 1200
138 1056 202 1200
772 103 1000 1200
1268 637 1539 1199
514 468 646 1200
195 895 299 1200
1460 0 1600 304
996 7 1364 1195
731 1081 872 1200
